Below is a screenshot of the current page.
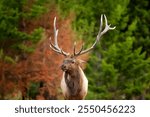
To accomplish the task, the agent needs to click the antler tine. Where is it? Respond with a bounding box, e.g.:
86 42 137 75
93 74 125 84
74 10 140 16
73 42 77 56
49 17 69 56
99 14 103 33
74 42 84 56
53 17 59 48
100 14 116 36
74 14 116 57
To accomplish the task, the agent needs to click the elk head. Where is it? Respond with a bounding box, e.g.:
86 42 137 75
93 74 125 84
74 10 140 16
49 15 115 99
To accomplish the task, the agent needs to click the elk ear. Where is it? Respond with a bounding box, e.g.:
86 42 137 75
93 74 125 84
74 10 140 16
78 59 86 64
77 59 86 69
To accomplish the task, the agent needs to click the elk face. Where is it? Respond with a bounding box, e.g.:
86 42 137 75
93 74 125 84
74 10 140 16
61 57 79 74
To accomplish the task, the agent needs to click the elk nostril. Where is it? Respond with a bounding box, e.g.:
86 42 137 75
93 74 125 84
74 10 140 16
61 65 67 71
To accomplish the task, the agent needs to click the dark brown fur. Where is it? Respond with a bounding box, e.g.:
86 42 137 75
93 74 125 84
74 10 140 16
65 71 82 96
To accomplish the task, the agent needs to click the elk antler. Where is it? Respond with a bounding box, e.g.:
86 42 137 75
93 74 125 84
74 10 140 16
49 17 69 56
73 14 116 57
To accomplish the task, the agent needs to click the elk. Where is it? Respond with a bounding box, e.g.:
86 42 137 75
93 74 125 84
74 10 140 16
49 15 115 100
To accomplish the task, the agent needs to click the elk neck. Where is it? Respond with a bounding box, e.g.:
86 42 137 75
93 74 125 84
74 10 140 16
64 66 82 96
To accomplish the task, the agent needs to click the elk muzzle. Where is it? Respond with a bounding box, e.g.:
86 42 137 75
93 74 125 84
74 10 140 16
61 64 68 71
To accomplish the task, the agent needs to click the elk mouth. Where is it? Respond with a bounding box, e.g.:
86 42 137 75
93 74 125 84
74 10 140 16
61 65 73 74
61 67 67 71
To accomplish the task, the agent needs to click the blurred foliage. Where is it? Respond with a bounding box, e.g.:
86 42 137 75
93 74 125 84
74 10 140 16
0 0 49 54
27 82 40 99
0 49 15 64
0 0 52 99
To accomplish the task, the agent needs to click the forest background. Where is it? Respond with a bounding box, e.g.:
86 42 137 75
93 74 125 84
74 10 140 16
0 0 149 99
